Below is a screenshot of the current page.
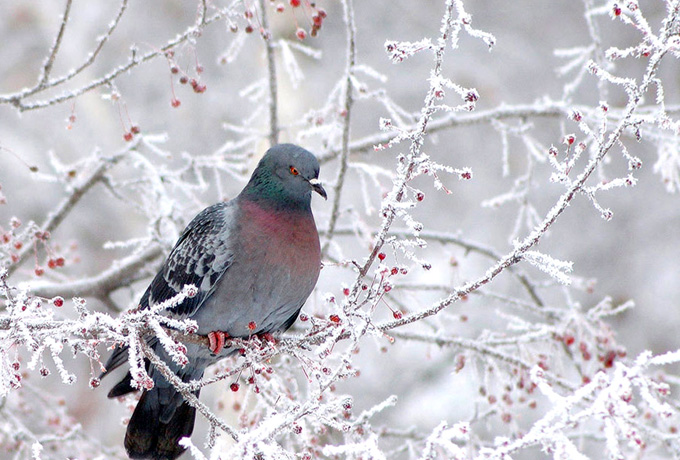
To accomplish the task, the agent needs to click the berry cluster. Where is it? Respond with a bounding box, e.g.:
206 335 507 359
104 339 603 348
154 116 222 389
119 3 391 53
375 252 409 319
165 50 207 109
1 219 71 277
272 1 328 40
233 1 328 41
114 99 141 142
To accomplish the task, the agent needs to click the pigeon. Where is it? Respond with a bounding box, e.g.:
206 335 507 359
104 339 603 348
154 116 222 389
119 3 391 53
100 144 326 460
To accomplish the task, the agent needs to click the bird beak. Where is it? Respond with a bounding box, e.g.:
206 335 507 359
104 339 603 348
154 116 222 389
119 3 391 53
309 178 327 200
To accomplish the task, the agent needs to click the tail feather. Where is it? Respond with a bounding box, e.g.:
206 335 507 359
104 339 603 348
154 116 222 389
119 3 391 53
107 371 136 398
125 387 199 460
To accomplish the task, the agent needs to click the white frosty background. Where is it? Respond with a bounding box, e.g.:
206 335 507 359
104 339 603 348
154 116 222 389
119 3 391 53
1 0 680 459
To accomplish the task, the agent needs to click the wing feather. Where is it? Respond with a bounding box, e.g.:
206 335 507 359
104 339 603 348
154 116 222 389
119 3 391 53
142 202 235 318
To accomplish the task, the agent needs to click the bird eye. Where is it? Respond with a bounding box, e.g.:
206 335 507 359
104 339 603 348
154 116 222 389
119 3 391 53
289 166 299 176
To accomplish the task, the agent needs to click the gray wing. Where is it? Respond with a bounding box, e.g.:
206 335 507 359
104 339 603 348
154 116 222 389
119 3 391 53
101 202 236 379
141 201 236 319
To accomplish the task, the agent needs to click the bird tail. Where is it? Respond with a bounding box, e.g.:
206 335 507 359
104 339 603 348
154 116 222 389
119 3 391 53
125 384 200 460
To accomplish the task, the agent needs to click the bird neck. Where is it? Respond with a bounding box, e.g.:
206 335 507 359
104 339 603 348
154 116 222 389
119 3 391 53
240 170 312 212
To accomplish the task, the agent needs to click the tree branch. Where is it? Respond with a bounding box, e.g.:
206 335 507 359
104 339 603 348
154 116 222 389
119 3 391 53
259 0 279 147
321 0 356 257
27 244 162 305
37 0 73 88
8 147 131 278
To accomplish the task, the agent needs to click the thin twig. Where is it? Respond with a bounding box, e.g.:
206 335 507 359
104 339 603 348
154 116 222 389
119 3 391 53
0 9 230 111
7 148 131 278
355 0 458 280
36 0 130 95
321 0 356 257
37 0 73 88
259 0 279 146
377 23 675 333
27 245 162 306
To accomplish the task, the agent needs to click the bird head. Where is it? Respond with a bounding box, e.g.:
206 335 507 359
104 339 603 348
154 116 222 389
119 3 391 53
243 144 327 209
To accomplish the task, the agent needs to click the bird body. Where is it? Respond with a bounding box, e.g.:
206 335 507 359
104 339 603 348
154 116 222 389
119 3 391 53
101 144 326 459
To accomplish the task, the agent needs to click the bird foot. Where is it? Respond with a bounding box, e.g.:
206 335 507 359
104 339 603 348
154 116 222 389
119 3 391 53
259 332 277 344
208 331 230 354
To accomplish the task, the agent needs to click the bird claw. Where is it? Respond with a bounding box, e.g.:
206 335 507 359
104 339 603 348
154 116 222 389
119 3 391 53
259 332 276 344
208 331 228 354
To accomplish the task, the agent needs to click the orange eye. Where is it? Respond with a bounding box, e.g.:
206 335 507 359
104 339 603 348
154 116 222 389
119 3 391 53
290 166 299 176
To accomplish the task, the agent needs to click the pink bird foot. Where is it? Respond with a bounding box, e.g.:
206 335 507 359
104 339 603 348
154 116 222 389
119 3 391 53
208 331 230 354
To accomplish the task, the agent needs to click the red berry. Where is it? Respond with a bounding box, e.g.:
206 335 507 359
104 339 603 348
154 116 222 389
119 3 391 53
296 28 307 40
193 84 207 94
52 297 64 307
245 24 254 34
603 350 616 368
393 311 402 319
613 4 621 16
170 66 179 74
248 321 257 331
390 267 398 276
171 98 181 108
416 192 424 201
13 241 22 250
318 8 327 18
47 258 57 269
89 377 100 388
563 334 575 346
312 15 322 26
40 367 50 377
343 288 350 296
123 132 134 142
290 0 300 7
35 267 44 276
230 382 239 392
179 76 188 85
276 3 285 13
329 314 341 323
465 91 479 102
378 252 386 261
299 313 308 321
196 64 204 74
130 125 141 135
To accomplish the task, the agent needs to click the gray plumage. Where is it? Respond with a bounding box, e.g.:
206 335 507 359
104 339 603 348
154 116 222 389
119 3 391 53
101 144 326 460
